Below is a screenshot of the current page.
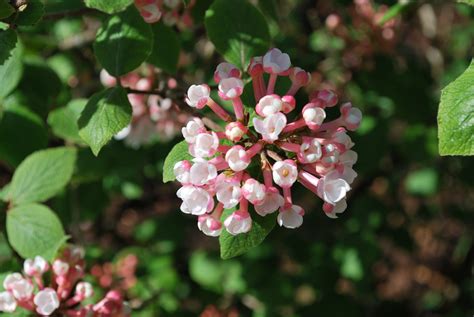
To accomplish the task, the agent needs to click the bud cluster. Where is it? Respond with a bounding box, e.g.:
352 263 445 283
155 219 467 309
101 67 190 148
174 48 362 237
134 0 195 27
0 246 129 316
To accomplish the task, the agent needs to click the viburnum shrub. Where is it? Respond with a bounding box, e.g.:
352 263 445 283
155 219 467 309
172 48 362 237
0 246 129 316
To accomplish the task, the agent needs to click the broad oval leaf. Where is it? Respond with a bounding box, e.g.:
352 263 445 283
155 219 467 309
438 60 474 155
147 23 180 74
205 0 271 69
7 147 77 205
93 7 153 76
0 34 22 98
0 29 16 65
84 0 133 14
0 0 14 20
48 99 87 144
162 140 193 183
6 203 67 260
219 208 277 259
78 87 132 156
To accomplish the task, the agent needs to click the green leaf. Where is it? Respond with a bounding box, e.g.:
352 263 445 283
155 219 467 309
0 104 48 167
405 168 438 196
0 1 14 23
13 0 44 25
48 99 87 144
78 87 132 156
41 0 85 15
93 7 153 76
205 0 271 69
147 23 180 74
84 0 133 14
377 3 411 25
457 0 474 5
6 203 67 260
162 140 193 183
438 60 474 155
7 147 77 205
0 29 17 66
219 209 276 259
0 34 22 98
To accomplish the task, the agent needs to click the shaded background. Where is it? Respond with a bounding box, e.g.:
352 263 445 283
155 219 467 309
0 0 473 316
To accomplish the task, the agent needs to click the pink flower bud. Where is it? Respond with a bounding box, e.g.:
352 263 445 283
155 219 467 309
331 128 354 149
176 185 214 215
75 282 94 299
189 158 218 186
242 178 266 205
289 67 311 86
298 138 322 163
197 215 222 237
225 121 247 142
254 187 284 216
100 70 116 87
24 256 49 276
340 103 362 131
248 56 263 76
3 273 33 301
277 204 304 229
189 132 219 158
215 174 242 209
224 210 252 235
317 170 350 205
182 118 206 144
314 89 338 107
272 160 298 188
281 95 296 113
253 112 287 143
225 145 251 172
256 95 282 117
185 84 210 109
214 62 241 83
34 288 60 316
303 104 326 130
53 260 70 276
0 291 16 313
263 48 291 74
218 78 244 100
134 0 162 24
173 160 191 184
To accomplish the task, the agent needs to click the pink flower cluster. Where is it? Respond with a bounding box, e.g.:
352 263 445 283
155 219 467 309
101 67 189 148
174 48 362 237
0 246 129 316
134 0 194 27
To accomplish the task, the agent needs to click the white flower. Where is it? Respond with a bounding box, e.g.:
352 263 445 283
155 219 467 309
263 48 291 74
182 118 206 143
185 84 210 108
341 103 362 131
272 160 298 188
303 105 326 130
340 166 357 184
189 159 217 186
225 145 251 172
256 95 282 117
100 69 116 87
34 288 60 316
3 273 33 301
75 282 94 299
225 122 247 142
254 188 284 216
339 150 358 166
324 199 347 219
24 256 49 276
52 260 70 276
241 178 266 205
277 205 304 229
215 175 241 209
114 125 131 140
253 112 287 143
214 62 241 83
173 160 191 184
177 186 214 215
0 291 16 313
218 77 244 100
317 170 350 205
189 132 219 158
224 210 252 235
197 215 222 237
331 128 354 149
298 138 322 163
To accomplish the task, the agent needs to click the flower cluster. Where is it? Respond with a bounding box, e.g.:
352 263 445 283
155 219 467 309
134 0 195 28
101 67 190 148
0 246 129 316
174 48 362 237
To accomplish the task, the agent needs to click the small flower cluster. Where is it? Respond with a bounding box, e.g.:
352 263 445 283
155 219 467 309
134 0 195 28
0 246 129 316
174 48 362 237
101 67 190 148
